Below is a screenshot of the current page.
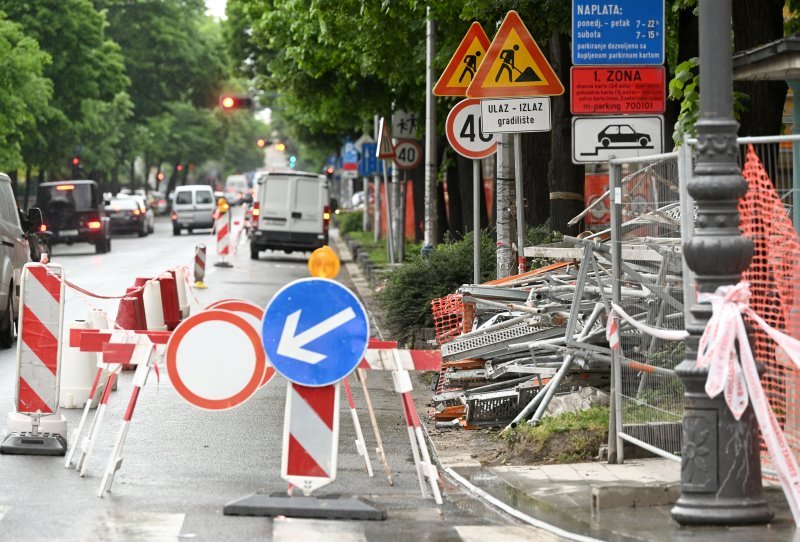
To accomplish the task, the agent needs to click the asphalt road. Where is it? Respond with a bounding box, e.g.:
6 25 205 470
0 213 520 541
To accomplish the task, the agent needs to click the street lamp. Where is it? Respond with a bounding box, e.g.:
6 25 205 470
671 0 772 525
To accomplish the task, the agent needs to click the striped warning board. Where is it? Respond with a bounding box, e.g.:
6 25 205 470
16 263 65 415
216 217 229 256
281 382 340 495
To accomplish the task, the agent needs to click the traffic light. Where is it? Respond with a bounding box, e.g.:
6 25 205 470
219 94 253 110
176 164 183 172
71 156 80 167
274 142 286 152
256 138 268 148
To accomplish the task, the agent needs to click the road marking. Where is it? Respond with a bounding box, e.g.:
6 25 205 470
455 525 565 542
273 518 366 542
0 506 8 523
90 512 185 541
277 307 356 364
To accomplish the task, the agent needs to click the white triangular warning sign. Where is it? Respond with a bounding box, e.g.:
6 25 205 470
376 117 395 159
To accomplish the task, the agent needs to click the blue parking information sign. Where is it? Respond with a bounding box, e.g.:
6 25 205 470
572 0 665 66
262 278 369 387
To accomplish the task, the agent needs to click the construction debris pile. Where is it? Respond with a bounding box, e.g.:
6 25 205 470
430 160 688 433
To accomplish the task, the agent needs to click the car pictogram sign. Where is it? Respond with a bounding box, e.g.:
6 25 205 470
467 10 564 98
433 22 491 97
166 309 267 410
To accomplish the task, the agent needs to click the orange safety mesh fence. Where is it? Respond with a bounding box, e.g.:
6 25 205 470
431 294 473 345
739 144 800 470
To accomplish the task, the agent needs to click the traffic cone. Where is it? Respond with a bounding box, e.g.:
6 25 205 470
142 280 166 331
158 273 181 331
125 287 147 330
115 296 142 370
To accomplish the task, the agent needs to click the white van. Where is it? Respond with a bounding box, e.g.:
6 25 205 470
0 172 42 348
171 184 216 235
250 169 329 259
223 174 251 205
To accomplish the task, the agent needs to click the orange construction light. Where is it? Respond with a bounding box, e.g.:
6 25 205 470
216 198 229 214
307 245 340 279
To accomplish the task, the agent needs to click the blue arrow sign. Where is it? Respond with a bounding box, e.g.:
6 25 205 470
262 278 369 386
359 142 378 176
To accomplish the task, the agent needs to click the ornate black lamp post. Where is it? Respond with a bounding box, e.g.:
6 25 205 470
671 0 773 525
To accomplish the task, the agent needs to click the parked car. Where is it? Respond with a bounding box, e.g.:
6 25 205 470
37 180 112 253
105 197 149 237
250 169 330 259
171 185 216 235
0 172 45 348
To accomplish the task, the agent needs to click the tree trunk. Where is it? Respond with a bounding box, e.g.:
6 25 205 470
436 181 448 244
456 155 476 237
495 134 515 279
411 159 425 242
733 0 786 138
521 132 551 226
664 6 699 148
547 32 585 235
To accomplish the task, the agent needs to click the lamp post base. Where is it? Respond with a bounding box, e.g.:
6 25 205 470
672 495 773 525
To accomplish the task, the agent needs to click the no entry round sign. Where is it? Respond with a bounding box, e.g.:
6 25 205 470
166 309 267 410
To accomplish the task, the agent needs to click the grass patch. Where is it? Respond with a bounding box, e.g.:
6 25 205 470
502 407 609 464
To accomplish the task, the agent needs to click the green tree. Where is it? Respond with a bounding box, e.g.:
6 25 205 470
0 13 51 172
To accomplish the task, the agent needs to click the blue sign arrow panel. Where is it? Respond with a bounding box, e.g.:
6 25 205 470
359 142 378 176
573 0 664 66
262 278 369 386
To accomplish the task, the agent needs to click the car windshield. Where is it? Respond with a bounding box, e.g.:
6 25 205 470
38 184 95 211
107 199 138 211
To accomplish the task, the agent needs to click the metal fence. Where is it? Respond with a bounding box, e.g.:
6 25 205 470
609 151 686 462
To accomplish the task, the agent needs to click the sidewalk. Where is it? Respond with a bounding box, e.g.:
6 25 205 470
331 229 797 541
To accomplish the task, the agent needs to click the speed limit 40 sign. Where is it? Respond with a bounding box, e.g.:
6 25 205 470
393 140 423 170
445 98 497 159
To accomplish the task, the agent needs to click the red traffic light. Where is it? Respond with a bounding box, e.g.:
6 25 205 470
219 94 253 110
177 164 184 172
71 156 81 167
325 166 335 175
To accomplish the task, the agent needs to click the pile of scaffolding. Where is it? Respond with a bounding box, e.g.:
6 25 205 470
431 154 687 433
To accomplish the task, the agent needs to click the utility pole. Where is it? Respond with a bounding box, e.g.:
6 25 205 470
423 9 437 251
671 0 772 525
495 134 515 279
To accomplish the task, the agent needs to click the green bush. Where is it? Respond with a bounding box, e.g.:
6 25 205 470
335 210 363 235
377 223 561 344
378 231 496 344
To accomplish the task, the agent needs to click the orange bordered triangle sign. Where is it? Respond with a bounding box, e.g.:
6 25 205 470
467 10 564 98
433 22 491 97
376 117 395 159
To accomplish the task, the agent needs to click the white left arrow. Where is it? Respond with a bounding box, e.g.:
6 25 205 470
276 307 357 364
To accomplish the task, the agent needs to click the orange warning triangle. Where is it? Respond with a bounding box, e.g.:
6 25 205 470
466 10 564 98
376 117 395 159
433 22 491 97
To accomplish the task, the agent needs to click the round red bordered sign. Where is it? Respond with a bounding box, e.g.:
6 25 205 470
166 309 267 410
393 140 423 170
213 299 276 387
445 98 497 159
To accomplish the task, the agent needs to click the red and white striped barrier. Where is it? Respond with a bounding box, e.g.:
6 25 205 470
194 244 207 288
359 346 442 371
215 215 232 268
343 378 373 477
282 383 340 495
16 263 65 416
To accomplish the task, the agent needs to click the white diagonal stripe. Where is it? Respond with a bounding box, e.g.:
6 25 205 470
273 518 365 542
23 271 61 340
290 387 334 475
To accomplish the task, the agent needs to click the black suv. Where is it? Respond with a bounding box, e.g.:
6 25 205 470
37 180 112 253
